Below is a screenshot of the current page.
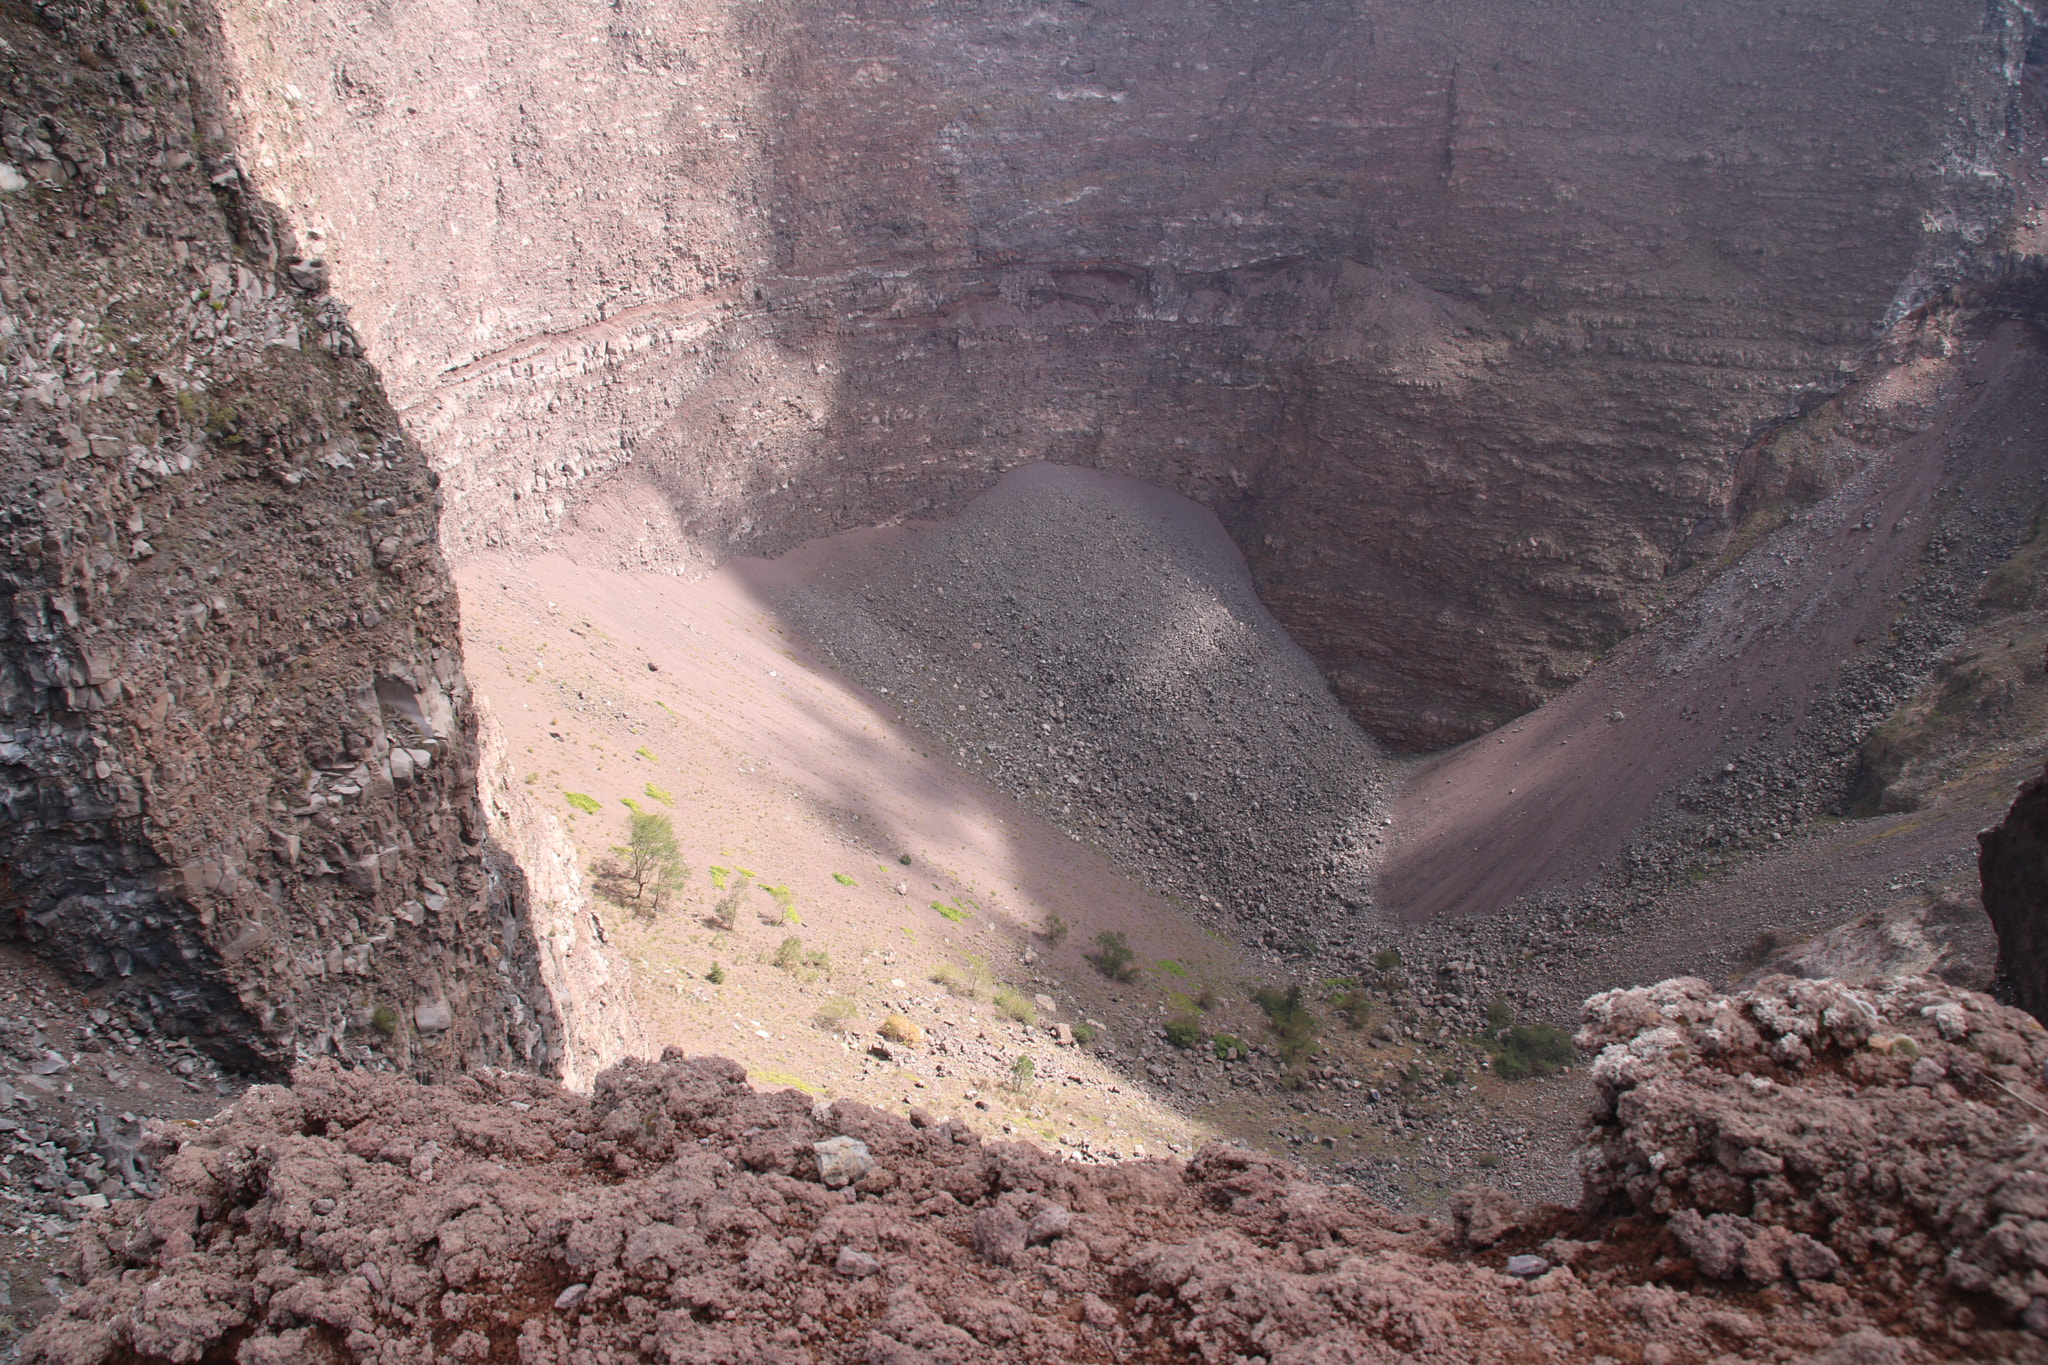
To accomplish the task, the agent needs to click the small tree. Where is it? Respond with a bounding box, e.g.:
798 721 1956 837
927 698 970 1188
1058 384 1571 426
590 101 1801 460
614 811 685 901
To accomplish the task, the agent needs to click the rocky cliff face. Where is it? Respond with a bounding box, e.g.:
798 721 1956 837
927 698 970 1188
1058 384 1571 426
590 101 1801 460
0 0 618 1077
1983 758 2048 1022
207 0 2043 746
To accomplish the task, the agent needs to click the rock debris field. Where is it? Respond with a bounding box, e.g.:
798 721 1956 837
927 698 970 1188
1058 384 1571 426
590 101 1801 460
23 973 2048 1365
756 463 1396 951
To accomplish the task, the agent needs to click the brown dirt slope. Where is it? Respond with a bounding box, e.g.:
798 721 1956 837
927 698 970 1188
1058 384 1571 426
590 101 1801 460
21 975 2048 1365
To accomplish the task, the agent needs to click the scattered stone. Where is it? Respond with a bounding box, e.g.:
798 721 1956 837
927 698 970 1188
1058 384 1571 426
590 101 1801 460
812 1135 874 1189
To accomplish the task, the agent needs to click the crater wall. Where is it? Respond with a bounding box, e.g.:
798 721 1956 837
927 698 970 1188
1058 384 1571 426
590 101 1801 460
210 0 2043 746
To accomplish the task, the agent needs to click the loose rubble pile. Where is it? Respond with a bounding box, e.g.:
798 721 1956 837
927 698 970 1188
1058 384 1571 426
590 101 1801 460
771 463 1396 948
23 975 2048 1364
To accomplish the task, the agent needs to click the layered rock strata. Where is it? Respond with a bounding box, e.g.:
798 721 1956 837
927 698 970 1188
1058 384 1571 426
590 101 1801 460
211 0 2045 745
22 975 2048 1364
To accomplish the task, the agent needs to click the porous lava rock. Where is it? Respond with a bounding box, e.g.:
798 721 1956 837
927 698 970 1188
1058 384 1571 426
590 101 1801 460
1579 973 2048 1345
25 977 2048 1364
1982 760 2048 1025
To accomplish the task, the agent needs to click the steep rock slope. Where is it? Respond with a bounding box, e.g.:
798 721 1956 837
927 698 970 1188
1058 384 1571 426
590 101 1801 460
21 975 2048 1364
0 0 634 1078
210 0 2044 745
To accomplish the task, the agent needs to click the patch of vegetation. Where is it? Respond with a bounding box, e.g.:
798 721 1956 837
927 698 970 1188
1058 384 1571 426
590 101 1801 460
1155 958 1188 978
879 1014 924 1048
930 963 979 998
635 746 659 762
774 935 830 976
992 988 1037 1025
1086 931 1140 982
710 873 753 931
1252 983 1321 1066
645 782 673 806
1194 984 1218 1011
1476 999 1577 1079
710 865 733 890
1475 1152 1502 1170
1163 1013 1204 1049
931 900 966 923
1008 1055 1036 1092
762 884 798 924
563 791 601 814
370 1004 398 1035
1211 1032 1245 1059
833 871 858 887
1371 948 1403 973
1329 988 1373 1031
523 771 539 784
814 997 858 1032
898 853 913 866
706 962 726 984
752 1069 819 1095
1071 1022 1098 1046
1041 912 1069 947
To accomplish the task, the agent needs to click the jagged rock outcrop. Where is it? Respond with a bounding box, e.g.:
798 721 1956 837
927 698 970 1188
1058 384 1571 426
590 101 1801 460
1579 974 2048 1342
1983 759 2048 1024
21 977 2048 1364
209 0 2046 746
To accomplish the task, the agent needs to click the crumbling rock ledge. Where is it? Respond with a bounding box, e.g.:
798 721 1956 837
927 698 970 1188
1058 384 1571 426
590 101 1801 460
23 977 2048 1364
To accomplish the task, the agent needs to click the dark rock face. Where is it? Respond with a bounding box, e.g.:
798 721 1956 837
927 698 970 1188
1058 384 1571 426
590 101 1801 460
0 2 565 1076
214 0 2043 747
1981 760 2048 1024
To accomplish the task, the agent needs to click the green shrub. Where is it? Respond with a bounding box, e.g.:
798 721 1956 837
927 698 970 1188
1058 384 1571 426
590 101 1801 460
1211 1032 1245 1059
1008 1055 1036 1091
1485 1023 1576 1080
1371 948 1403 973
775 936 829 975
564 791 601 814
931 899 966 923
706 962 726 985
813 997 857 1032
1156 958 1188 978
1041 912 1069 947
993 988 1037 1025
833 872 857 887
645 782 673 806
1071 1022 1098 1046
1330 989 1373 1031
1087 931 1140 982
635 746 658 762
898 853 913 866
710 865 733 890
1163 1013 1204 1049
370 1004 398 1034
930 964 976 998
1252 984 1321 1066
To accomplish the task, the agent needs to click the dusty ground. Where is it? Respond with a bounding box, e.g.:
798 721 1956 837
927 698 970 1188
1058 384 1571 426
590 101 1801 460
452 541 1585 1211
